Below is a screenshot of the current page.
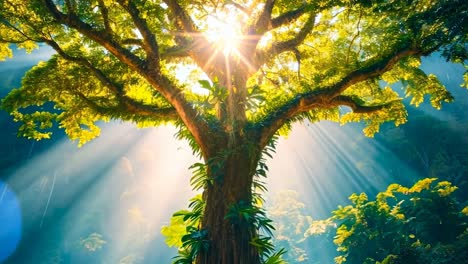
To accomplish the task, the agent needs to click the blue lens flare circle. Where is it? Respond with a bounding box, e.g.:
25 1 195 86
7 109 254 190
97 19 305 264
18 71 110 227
0 180 22 262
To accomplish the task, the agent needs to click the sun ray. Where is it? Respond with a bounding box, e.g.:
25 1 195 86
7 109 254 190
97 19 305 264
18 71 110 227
231 48 257 73
204 11 242 56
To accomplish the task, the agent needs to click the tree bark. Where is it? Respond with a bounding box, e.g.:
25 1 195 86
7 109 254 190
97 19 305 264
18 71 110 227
197 139 262 264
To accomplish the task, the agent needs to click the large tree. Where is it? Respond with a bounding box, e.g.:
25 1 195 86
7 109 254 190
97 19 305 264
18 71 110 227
0 0 466 263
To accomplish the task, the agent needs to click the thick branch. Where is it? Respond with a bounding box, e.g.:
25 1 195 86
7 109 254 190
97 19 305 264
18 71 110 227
270 4 309 29
97 0 112 34
44 38 178 120
326 49 422 98
254 0 275 34
121 38 143 46
0 17 42 42
256 13 315 67
43 0 146 72
257 47 425 149
331 95 390 113
161 0 224 79
240 0 275 57
162 0 197 32
120 97 179 120
44 38 123 94
42 0 215 155
73 90 178 121
161 44 192 59
117 0 160 69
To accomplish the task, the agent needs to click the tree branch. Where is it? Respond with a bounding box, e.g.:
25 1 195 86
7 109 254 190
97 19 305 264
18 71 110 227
116 0 160 69
225 0 250 15
256 13 315 67
97 0 112 34
161 0 224 79
331 95 391 113
0 17 42 42
270 4 309 29
43 0 146 72
44 38 123 94
162 0 198 33
121 38 143 46
325 48 422 98
72 90 177 121
41 1 202 128
161 44 192 59
254 0 275 34
44 37 178 121
257 46 425 149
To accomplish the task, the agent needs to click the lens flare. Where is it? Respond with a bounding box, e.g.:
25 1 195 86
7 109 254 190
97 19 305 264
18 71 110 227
204 15 241 56
0 181 21 262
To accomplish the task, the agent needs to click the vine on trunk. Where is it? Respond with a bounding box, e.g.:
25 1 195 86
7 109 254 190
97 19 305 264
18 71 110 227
162 129 287 263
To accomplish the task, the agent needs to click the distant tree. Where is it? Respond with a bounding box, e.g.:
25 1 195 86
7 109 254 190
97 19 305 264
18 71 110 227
267 190 313 263
309 178 468 264
1 1 467 263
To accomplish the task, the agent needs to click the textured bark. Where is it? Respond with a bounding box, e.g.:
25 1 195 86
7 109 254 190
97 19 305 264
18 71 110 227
197 139 262 264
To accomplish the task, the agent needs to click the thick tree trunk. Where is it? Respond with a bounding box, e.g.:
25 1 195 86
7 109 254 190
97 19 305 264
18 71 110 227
197 142 262 264
194 60 263 263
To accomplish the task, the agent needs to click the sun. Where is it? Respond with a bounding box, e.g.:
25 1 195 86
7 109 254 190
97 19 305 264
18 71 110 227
204 14 241 56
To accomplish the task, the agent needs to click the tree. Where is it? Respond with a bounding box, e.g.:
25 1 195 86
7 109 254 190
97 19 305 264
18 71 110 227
309 178 468 264
0 1 467 263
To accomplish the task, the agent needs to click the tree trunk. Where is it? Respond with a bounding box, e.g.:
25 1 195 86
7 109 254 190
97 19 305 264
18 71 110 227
197 142 262 264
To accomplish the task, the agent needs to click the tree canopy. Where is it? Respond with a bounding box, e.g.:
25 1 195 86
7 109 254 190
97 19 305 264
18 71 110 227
1 0 466 148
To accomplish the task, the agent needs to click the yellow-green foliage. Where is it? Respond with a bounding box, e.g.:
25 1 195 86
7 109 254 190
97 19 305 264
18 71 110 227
1 0 464 147
316 178 468 264
161 210 192 248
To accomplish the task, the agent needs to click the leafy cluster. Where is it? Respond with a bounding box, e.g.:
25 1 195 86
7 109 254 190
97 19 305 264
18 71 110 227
1 55 174 146
161 195 207 264
252 135 289 263
309 178 468 264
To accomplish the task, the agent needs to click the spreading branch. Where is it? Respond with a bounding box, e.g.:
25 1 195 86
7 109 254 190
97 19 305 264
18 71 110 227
42 0 214 155
257 46 426 148
256 13 315 67
325 48 422 98
72 90 177 121
162 0 198 33
0 17 42 42
43 0 145 72
97 0 112 34
121 38 143 46
162 0 225 79
331 95 391 113
116 0 160 67
161 44 192 60
254 0 275 35
239 0 275 57
270 4 309 29
44 37 178 121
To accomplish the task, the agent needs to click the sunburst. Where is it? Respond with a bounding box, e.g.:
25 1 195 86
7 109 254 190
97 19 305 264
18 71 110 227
204 13 242 56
